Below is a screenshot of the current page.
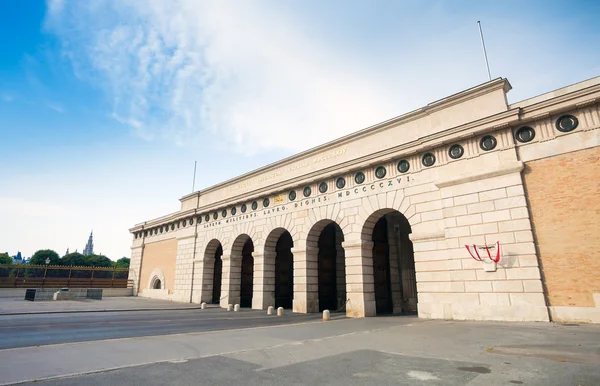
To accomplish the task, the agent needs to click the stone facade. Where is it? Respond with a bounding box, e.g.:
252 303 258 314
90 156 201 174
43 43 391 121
130 76 600 323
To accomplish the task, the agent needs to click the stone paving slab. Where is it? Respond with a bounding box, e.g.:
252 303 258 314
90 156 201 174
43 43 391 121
0 297 206 315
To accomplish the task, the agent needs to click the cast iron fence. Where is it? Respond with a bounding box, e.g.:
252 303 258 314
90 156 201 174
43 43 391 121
0 264 132 288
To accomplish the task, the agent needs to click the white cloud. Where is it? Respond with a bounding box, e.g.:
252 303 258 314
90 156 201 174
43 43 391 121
46 1 397 154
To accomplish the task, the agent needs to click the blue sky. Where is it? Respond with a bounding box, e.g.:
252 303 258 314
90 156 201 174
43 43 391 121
1 0 599 259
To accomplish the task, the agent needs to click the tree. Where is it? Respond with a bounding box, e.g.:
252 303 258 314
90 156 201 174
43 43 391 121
84 254 112 267
114 257 130 269
0 253 12 265
30 250 60 266
61 252 87 267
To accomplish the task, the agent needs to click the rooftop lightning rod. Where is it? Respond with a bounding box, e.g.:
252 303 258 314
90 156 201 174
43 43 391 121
477 21 492 81
192 161 197 192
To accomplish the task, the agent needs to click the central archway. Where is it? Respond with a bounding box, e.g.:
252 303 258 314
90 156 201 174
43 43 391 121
362 209 417 315
212 244 223 304
240 239 254 308
275 231 294 309
306 220 346 312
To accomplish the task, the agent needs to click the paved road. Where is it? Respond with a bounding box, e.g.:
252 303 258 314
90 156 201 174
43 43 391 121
0 308 331 349
2 317 599 386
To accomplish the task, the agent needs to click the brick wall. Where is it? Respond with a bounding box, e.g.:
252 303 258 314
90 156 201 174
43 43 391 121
524 146 600 307
139 238 178 293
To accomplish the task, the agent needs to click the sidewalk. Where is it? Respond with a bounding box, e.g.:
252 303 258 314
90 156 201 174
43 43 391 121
0 297 206 315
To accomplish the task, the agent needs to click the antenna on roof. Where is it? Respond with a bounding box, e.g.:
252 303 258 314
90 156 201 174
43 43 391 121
192 161 197 192
477 21 492 81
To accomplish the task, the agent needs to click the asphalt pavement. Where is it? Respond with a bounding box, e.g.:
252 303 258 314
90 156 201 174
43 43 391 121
0 308 332 349
1 316 598 386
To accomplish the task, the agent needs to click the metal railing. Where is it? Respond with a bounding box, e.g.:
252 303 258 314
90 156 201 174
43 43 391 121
0 264 132 289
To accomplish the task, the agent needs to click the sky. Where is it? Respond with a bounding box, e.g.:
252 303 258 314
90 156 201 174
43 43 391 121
1 0 599 260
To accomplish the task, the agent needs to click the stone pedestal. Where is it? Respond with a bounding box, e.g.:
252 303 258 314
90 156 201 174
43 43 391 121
342 240 376 318
252 252 275 310
220 253 241 308
292 245 319 313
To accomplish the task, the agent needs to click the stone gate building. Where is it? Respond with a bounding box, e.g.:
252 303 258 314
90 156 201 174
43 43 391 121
129 76 600 323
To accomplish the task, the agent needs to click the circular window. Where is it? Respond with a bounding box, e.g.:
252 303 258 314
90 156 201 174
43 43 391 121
397 160 410 173
231 207 237 216
183 219 187 227
251 201 258 210
154 228 158 235
160 227 163 233
556 115 578 132
319 182 328 193
221 209 227 218
515 126 535 143
355 172 365 184
164 226 168 233
448 144 464 159
241 204 247 213
480 135 497 151
336 177 346 189
422 153 436 167
213 212 218 220
144 231 147 237
375 166 387 179
205 214 210 222
189 218 194 226
288 190 296 201
263 198 270 207
177 221 181 228
197 217 201 225
303 186 312 197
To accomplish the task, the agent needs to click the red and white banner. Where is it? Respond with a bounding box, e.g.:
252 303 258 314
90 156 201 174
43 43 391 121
465 241 500 263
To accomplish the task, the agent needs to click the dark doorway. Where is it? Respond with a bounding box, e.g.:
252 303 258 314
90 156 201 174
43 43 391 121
212 245 223 304
240 239 254 308
275 231 294 309
318 223 338 311
372 217 393 314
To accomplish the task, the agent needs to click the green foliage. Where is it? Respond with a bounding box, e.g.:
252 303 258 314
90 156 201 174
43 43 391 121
0 253 12 265
85 254 112 267
61 252 87 267
114 257 130 269
30 250 60 266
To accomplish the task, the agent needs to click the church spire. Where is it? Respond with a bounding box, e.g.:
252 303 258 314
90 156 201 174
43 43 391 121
83 231 94 256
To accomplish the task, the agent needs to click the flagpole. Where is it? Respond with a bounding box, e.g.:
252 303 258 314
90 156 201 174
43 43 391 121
192 161 197 192
477 21 492 81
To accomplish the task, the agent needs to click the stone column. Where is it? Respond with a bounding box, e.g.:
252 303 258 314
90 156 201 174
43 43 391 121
200 257 214 304
342 239 376 318
190 258 204 304
335 243 347 309
220 253 241 308
292 244 319 313
252 252 275 310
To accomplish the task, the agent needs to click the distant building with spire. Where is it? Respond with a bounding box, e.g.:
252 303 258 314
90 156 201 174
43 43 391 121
83 231 94 256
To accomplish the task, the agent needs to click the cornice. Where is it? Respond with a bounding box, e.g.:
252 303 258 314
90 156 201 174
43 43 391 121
180 78 510 202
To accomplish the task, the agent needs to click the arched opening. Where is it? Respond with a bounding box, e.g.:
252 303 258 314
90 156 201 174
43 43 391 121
365 210 417 315
152 279 162 289
212 244 223 304
275 231 294 309
316 222 346 312
240 239 254 308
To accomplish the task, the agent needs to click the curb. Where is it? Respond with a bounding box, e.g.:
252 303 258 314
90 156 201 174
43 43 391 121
0 306 217 316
